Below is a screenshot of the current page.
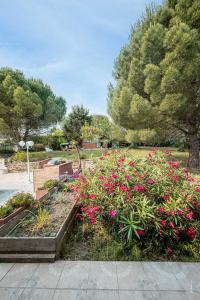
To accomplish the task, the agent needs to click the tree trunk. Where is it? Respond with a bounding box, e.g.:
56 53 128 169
188 132 199 169
75 144 82 170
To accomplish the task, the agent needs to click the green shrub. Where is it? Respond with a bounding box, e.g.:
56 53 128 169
7 193 34 209
11 151 48 162
43 179 59 190
74 149 200 255
0 206 13 219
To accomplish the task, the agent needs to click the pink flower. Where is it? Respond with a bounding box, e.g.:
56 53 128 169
160 220 167 227
126 175 131 180
186 211 193 221
170 221 175 228
129 161 135 167
80 193 87 199
186 227 196 240
134 185 146 193
173 175 180 183
119 184 129 192
147 179 156 185
89 194 96 200
195 186 200 192
169 210 175 216
177 209 184 216
99 176 106 181
111 172 117 179
168 161 179 169
119 157 125 163
164 194 170 201
159 207 165 214
103 151 110 156
109 210 117 217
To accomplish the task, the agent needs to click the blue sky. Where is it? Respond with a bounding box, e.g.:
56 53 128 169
0 0 162 115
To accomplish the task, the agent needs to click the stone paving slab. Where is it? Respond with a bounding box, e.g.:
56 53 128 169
0 172 34 205
0 261 199 299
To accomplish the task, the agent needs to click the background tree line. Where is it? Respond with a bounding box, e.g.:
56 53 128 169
108 0 200 168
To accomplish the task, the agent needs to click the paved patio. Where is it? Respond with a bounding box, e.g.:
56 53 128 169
0 261 199 299
0 172 34 205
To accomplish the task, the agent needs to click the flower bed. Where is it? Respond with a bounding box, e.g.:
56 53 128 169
0 190 78 262
64 149 200 260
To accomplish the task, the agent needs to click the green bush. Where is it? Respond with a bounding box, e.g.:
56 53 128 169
7 193 34 209
0 206 13 219
74 149 200 256
43 179 59 190
11 151 48 162
0 192 34 219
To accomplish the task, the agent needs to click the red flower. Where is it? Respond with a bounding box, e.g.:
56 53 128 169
137 229 145 236
186 211 193 221
164 194 170 201
119 184 129 192
126 175 131 180
195 186 200 193
89 194 96 200
159 207 165 214
134 185 146 193
169 210 175 216
177 209 184 216
80 193 87 199
186 227 196 240
103 151 110 156
109 210 117 217
99 176 106 181
173 175 180 183
99 157 104 160
170 221 175 228
160 220 167 227
175 230 180 241
168 161 179 169
129 161 135 167
76 213 83 221
119 157 125 163
111 172 117 179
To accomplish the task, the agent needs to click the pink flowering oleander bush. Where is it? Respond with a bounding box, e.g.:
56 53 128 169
72 148 200 256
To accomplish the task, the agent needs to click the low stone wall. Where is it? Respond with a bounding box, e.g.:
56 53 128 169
5 159 49 173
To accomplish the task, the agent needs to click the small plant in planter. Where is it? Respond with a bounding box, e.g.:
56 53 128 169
0 192 34 221
7 193 34 209
43 179 59 190
0 206 13 219
32 208 52 231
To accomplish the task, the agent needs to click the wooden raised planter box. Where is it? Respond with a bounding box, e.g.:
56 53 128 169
0 187 56 227
0 194 79 263
0 207 25 226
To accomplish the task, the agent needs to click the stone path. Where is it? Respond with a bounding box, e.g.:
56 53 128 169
0 261 199 299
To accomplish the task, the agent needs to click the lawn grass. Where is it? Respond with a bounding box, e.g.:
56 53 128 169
47 149 104 161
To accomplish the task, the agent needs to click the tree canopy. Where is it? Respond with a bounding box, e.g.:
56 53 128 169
62 105 92 145
108 0 200 168
0 68 66 142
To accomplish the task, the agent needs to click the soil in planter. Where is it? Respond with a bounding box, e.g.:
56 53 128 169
7 192 75 237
